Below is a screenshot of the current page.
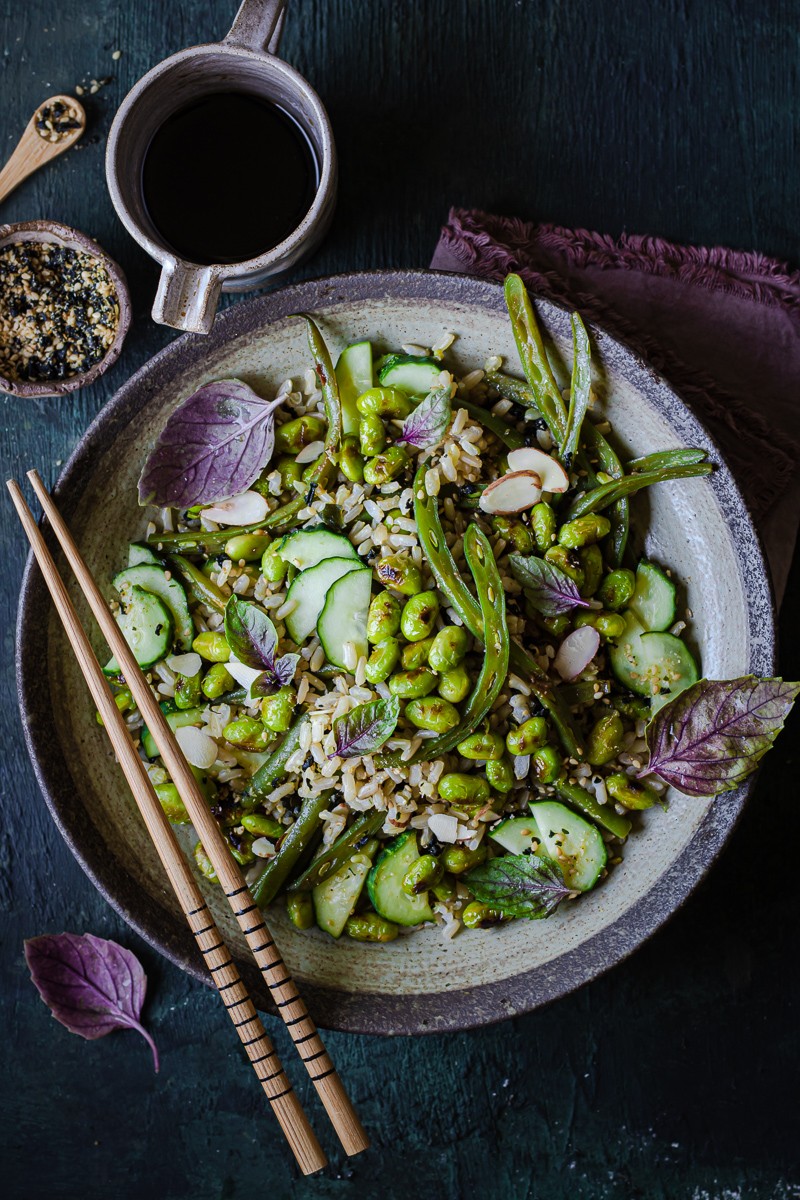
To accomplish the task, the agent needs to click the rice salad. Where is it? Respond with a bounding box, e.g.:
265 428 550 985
103 275 713 943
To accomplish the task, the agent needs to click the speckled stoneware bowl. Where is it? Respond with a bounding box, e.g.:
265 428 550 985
16 270 774 1035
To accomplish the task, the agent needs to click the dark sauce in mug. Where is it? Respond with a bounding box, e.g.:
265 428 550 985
142 92 319 265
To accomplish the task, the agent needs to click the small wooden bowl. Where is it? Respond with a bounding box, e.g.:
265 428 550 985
0 219 131 398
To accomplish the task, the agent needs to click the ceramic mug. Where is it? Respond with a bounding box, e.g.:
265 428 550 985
105 0 337 335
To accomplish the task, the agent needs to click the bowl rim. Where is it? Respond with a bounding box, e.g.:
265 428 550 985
15 268 776 1035
0 219 132 398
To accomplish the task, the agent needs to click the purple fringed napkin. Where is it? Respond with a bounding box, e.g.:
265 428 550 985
432 208 800 602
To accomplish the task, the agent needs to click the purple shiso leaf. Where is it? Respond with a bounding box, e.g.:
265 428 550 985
24 933 159 1071
465 854 572 920
508 554 592 617
138 378 284 508
396 385 452 449
643 675 800 797
224 596 278 672
251 652 300 697
332 696 401 759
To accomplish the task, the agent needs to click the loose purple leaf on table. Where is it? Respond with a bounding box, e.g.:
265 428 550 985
396 385 452 449
508 553 592 616
642 675 800 797
465 853 573 920
332 696 401 758
138 379 284 508
24 933 159 1071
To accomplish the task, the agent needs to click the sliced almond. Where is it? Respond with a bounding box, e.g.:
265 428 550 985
175 725 218 770
428 813 460 844
295 439 325 464
479 470 543 515
507 446 569 493
202 490 269 526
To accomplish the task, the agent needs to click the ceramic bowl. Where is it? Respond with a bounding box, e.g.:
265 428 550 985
0 220 131 398
16 270 774 1034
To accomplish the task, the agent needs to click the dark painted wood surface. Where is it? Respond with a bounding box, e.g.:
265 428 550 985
2 2 799 1197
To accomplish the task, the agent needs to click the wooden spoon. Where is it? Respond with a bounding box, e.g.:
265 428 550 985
0 95 85 206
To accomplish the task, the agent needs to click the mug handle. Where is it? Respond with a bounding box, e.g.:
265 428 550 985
152 260 222 336
225 0 286 53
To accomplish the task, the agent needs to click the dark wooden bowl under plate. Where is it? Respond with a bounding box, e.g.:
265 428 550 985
15 271 775 1035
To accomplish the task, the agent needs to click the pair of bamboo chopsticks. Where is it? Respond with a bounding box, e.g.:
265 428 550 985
9 471 369 1176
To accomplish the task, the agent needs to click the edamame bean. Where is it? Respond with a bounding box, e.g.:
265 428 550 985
359 413 386 457
438 665 471 703
275 414 326 454
261 545 288 583
194 841 218 882
611 694 651 721
227 833 255 866
428 625 468 672
286 892 315 930
405 696 461 732
95 689 134 726
438 773 491 804
558 514 612 548
586 712 625 765
375 554 423 596
301 456 324 482
531 501 557 552
363 445 410 486
201 662 235 700
533 610 571 638
345 913 399 942
531 744 561 784
574 610 627 640
461 901 503 929
457 731 505 760
274 455 303 490
432 875 457 902
340 435 365 483
241 813 285 839
356 386 413 418
402 855 443 895
174 671 203 710
579 543 604 597
400 590 440 641
192 631 231 662
598 568 636 611
261 687 296 733
544 544 585 588
485 757 514 793
155 783 190 824
224 532 270 562
492 516 535 553
367 591 402 642
388 667 438 699
364 637 401 684
402 637 436 670
439 843 487 874
223 715 271 751
605 773 657 810
506 716 548 756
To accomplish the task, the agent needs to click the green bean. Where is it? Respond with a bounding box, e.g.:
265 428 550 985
560 311 592 461
580 420 629 566
412 466 583 757
506 716 548 756
363 445 409 486
401 637 435 670
438 773 491 803
300 314 342 458
461 901 503 929
531 501 558 552
402 855 443 895
565 462 714 520
147 522 267 554
356 386 413 418
388 667 438 699
260 687 295 733
586 712 625 765
286 892 315 930
597 568 636 611
428 625 469 672
251 792 330 906
438 665 471 703
457 730 505 760
553 776 632 838
364 637 401 684
405 696 461 732
483 369 540 412
345 913 399 942
241 812 285 839
400 589 440 641
367 591 402 642
627 447 708 473
458 397 525 449
504 273 567 442
288 811 385 891
170 554 228 613
359 412 386 457
192 631 231 662
560 679 612 706
605 773 658 810
225 531 271 562
558 514 611 548
580 543 604 597
485 757 514 793
440 843 487 874
340 435 365 483
375 553 423 596
244 715 309 807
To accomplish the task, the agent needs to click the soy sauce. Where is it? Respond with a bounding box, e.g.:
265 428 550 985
142 92 319 265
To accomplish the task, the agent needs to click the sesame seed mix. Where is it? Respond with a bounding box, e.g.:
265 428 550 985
34 100 82 143
0 241 119 383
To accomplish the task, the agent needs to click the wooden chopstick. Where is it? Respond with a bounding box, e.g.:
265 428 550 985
23 470 370 1160
8 479 327 1177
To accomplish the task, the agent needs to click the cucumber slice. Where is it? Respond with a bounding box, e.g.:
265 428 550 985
378 354 443 396
609 613 699 699
335 340 373 436
489 815 542 856
317 568 371 669
313 851 373 938
367 831 434 926
128 542 161 568
105 585 173 674
629 560 676 631
141 702 205 759
114 563 194 651
277 528 359 570
528 801 607 892
285 557 363 644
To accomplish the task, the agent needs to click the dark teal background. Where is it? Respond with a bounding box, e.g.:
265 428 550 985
2 2 799 1197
